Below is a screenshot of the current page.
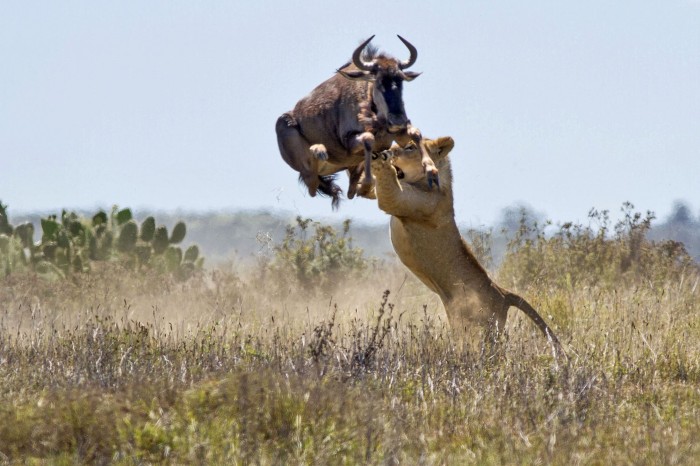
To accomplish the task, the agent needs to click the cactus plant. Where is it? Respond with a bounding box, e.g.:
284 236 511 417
0 202 13 236
41 217 60 243
134 244 152 265
14 223 34 249
170 222 186 244
115 208 133 226
90 225 113 261
117 220 138 253
92 211 108 227
164 246 183 271
0 201 203 281
152 226 169 255
0 234 10 253
184 245 199 263
140 217 156 242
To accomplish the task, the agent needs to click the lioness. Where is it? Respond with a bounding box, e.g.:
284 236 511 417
371 137 564 355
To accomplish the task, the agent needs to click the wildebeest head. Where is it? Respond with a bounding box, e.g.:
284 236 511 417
337 35 421 133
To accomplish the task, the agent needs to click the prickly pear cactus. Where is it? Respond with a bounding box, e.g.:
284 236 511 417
164 246 182 271
92 211 108 227
170 222 186 244
90 225 114 261
134 244 152 265
140 217 156 242
117 220 138 253
15 223 35 249
184 245 199 263
115 208 133 226
152 226 169 255
0 202 13 236
0 201 204 281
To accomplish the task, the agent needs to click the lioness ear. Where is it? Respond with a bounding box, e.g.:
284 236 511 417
422 139 438 155
435 136 455 159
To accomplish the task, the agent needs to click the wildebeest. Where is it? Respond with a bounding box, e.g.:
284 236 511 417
276 35 438 209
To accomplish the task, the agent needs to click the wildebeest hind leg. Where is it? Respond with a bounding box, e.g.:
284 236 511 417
276 115 322 197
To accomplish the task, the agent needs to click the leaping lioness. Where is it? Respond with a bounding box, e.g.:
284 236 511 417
370 137 565 356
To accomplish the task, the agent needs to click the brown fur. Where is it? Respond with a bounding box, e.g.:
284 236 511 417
371 137 565 356
275 37 437 209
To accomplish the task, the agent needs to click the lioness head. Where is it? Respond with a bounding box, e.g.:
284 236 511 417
384 136 455 183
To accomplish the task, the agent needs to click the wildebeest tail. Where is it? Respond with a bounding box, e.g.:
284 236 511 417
318 175 343 210
296 174 343 210
505 292 566 357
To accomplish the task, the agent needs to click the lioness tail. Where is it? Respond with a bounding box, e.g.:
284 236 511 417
505 292 566 358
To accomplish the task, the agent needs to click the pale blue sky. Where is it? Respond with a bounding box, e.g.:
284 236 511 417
1 1 698 227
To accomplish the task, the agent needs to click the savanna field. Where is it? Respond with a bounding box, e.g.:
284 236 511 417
1 203 699 465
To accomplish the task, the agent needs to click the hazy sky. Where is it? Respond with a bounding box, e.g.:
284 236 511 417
1 1 698 227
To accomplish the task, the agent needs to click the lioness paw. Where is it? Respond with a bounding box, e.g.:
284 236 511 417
371 152 393 170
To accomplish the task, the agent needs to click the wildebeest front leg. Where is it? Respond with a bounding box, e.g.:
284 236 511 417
346 131 375 199
346 164 367 200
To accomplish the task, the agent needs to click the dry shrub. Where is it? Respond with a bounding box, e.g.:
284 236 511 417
499 202 697 292
256 217 375 297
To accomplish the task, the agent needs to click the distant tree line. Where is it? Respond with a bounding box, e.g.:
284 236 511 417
7 201 700 266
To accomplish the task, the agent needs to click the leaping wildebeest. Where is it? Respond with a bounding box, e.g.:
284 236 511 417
275 35 438 209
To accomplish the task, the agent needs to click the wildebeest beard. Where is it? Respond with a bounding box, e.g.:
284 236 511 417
358 101 409 135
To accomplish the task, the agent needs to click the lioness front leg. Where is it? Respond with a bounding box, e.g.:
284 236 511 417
371 152 442 218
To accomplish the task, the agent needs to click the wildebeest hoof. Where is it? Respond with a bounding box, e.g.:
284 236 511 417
310 144 329 161
356 180 374 197
347 182 358 199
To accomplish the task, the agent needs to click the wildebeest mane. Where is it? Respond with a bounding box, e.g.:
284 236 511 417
361 44 380 62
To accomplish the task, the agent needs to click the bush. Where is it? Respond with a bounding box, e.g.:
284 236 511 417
498 202 697 292
0 201 203 281
259 216 372 296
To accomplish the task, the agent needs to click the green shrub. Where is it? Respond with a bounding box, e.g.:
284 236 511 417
0 201 203 281
499 202 697 292
260 216 371 295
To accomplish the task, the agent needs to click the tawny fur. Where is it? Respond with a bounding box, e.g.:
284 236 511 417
371 137 564 356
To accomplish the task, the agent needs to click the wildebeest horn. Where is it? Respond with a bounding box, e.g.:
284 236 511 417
397 35 418 70
352 35 376 71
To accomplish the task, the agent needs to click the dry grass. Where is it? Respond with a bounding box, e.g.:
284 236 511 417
1 252 699 464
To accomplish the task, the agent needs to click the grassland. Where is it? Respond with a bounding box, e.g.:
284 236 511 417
1 212 699 464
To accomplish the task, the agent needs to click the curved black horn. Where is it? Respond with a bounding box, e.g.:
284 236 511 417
352 35 376 71
397 35 418 69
